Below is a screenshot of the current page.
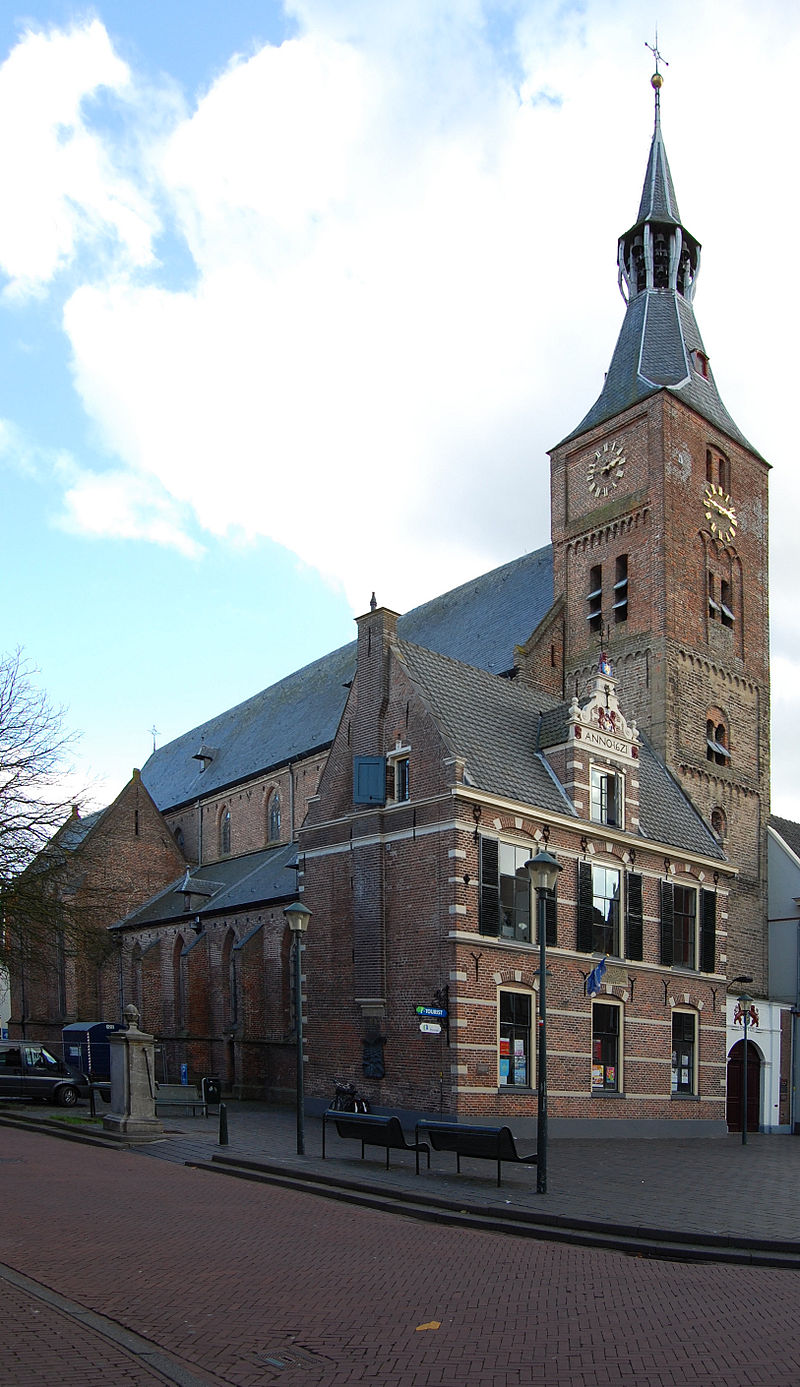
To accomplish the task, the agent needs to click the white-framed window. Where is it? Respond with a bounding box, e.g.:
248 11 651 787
671 1009 697 1095
499 989 532 1088
592 999 622 1092
387 744 411 803
590 765 623 828
660 881 717 973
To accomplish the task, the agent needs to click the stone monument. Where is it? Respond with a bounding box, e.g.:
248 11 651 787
102 1004 164 1143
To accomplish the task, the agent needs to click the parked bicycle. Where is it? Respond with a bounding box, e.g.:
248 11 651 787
331 1080 370 1113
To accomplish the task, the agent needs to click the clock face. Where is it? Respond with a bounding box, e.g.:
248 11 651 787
703 482 738 544
587 439 626 498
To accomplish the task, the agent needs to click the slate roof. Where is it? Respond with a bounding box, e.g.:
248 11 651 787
396 640 725 860
769 815 800 862
112 841 299 929
141 545 554 813
53 808 106 854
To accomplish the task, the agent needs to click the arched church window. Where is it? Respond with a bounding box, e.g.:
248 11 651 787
706 716 730 767
711 807 727 839
219 808 231 856
268 792 281 843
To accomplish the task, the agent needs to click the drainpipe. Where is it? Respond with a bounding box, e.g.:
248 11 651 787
289 763 295 839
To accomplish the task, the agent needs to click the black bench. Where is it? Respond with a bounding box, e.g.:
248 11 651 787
322 1110 431 1172
415 1120 537 1187
155 1083 208 1117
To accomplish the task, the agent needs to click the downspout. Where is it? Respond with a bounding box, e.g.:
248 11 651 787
289 762 295 840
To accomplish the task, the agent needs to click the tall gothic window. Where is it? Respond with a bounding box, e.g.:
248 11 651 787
220 808 231 856
268 792 281 842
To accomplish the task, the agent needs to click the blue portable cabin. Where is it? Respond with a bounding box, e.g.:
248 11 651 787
61 1022 125 1080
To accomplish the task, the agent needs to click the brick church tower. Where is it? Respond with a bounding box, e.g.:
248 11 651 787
523 70 770 990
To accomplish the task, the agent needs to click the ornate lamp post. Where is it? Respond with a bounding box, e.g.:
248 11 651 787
283 901 312 1155
732 975 754 1146
525 849 563 1194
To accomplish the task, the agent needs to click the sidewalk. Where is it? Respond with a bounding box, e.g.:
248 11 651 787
3 1099 798 1254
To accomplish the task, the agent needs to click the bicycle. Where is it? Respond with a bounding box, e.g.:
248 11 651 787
331 1080 370 1113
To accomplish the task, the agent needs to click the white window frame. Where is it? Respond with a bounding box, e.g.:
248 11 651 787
591 997 624 1093
387 742 411 803
590 765 624 829
671 1008 698 1096
498 987 534 1089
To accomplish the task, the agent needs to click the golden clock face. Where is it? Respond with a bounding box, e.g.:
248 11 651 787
587 439 626 498
703 482 738 544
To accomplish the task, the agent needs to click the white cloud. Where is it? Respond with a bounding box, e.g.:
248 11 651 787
4 1 800 812
0 18 158 295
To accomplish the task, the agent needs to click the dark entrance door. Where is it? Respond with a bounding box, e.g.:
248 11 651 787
726 1039 760 1132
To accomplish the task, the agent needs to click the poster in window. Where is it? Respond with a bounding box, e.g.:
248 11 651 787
500 1057 510 1084
592 1064 604 1088
513 1041 527 1085
605 1066 616 1088
500 1037 510 1057
593 1040 602 1061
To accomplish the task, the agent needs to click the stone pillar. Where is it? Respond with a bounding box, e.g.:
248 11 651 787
102 1004 163 1143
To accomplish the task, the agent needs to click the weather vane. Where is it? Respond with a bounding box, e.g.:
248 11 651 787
149 724 159 753
645 31 668 76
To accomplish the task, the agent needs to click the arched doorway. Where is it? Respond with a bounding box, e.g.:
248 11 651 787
726 1039 761 1133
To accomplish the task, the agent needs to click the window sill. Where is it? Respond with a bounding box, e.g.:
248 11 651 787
590 1089 625 1098
670 1093 699 1101
497 1087 535 1095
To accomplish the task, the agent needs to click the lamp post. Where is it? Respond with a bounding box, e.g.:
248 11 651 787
283 901 311 1155
732 975 753 1146
525 849 563 1195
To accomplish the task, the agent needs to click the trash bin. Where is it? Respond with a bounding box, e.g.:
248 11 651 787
201 1076 222 1106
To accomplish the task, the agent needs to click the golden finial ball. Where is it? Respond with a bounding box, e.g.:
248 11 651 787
651 72 663 90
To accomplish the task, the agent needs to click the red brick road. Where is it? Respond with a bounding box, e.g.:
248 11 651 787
1 1126 798 1386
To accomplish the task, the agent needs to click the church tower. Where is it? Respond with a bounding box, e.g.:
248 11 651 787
526 68 770 989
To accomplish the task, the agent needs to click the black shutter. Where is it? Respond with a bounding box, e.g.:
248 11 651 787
699 889 717 973
577 861 593 953
625 872 643 961
479 838 499 936
660 880 674 966
545 889 557 947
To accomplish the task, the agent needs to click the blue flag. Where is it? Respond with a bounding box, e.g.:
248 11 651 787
587 957 607 995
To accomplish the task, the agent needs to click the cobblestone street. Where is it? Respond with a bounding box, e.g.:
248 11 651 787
1 1122 799 1386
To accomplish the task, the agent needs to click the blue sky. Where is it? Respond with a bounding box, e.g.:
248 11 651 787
2 0 799 817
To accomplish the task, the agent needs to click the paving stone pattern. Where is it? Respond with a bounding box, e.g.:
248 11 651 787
1 1118 800 1386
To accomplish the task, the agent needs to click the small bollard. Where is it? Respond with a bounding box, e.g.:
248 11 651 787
218 1101 229 1146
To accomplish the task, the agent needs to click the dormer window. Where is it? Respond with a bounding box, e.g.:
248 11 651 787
193 743 216 773
590 766 623 828
693 350 709 379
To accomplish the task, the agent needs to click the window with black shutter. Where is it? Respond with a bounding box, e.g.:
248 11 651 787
577 861 594 953
660 880 674 966
699 889 717 973
479 837 500 936
625 872 643 961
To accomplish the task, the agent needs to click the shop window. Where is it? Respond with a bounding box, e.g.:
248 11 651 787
499 990 532 1087
587 564 602 633
592 1001 621 1092
660 882 717 972
590 766 623 828
672 1011 697 1095
613 554 628 623
480 839 557 945
219 808 231 857
268 792 281 842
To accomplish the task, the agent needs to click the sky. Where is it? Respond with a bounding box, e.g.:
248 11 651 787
1 0 799 821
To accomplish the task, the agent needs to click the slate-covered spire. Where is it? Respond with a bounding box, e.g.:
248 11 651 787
563 71 755 452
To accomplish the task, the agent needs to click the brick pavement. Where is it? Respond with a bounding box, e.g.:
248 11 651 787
137 1101 800 1247
1 1122 800 1386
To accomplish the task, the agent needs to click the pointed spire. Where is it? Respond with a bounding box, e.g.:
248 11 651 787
558 63 757 456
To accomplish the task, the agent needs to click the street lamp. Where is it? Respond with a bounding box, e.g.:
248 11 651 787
732 975 753 1147
525 849 563 1194
283 901 312 1155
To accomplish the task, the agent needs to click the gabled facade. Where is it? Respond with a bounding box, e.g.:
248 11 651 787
7 771 185 1047
301 605 732 1132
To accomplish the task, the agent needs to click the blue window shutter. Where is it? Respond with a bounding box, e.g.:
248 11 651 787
353 756 387 804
